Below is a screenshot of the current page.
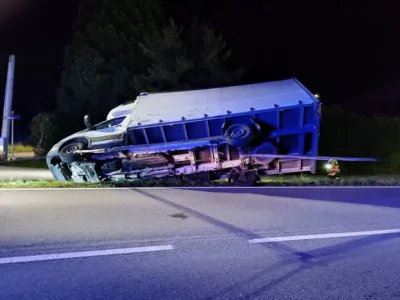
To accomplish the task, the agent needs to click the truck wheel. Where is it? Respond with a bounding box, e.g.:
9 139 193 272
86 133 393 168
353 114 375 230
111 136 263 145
251 142 278 164
59 142 86 163
225 124 254 147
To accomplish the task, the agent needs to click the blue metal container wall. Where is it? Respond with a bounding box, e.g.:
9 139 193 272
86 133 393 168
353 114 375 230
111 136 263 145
128 102 320 157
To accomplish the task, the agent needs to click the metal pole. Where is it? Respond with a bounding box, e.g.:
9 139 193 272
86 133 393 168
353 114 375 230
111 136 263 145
0 54 16 160
11 110 14 156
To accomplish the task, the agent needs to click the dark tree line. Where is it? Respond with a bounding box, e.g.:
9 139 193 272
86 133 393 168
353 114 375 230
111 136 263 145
30 0 244 151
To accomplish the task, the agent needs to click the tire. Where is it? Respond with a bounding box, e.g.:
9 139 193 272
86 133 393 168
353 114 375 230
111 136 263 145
59 142 86 163
251 142 278 164
224 123 254 148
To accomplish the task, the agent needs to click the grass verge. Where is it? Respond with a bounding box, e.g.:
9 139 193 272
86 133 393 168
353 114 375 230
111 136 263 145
8 143 34 153
0 180 105 189
1 174 400 188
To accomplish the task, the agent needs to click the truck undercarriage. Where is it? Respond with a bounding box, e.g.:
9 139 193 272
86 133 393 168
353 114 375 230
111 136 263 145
47 135 316 185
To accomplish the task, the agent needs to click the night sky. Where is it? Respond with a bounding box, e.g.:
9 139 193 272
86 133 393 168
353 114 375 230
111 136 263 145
1 0 400 140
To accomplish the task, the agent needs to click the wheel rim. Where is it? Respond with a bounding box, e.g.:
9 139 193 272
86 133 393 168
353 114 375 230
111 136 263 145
230 127 246 138
65 145 79 154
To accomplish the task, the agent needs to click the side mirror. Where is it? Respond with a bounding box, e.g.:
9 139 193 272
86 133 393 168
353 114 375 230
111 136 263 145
84 115 94 130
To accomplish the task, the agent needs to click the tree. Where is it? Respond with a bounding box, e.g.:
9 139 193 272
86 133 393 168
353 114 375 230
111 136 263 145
55 0 243 137
29 112 57 155
56 0 165 135
134 17 245 92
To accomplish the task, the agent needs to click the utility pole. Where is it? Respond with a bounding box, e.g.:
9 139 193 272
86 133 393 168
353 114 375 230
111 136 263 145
0 54 16 160
7 111 20 161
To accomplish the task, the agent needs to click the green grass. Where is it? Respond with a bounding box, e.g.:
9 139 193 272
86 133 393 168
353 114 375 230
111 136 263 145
257 174 400 186
1 174 400 188
0 180 105 189
8 143 34 153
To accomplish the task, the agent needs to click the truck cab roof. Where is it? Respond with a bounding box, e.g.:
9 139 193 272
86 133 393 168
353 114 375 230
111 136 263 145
106 100 137 120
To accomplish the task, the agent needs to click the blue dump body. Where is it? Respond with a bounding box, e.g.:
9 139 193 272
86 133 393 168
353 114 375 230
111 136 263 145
129 104 320 154
126 78 321 175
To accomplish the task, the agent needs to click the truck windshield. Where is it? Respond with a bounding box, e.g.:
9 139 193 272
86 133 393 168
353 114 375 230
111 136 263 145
93 116 126 130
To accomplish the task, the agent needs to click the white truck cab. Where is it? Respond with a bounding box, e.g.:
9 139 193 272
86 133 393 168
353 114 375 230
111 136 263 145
47 100 138 167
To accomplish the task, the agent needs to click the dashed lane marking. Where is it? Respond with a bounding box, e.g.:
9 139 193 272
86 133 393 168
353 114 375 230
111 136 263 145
0 245 174 265
249 229 400 243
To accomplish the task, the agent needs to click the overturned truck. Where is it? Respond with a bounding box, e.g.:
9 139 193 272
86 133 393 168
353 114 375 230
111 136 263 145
46 78 322 184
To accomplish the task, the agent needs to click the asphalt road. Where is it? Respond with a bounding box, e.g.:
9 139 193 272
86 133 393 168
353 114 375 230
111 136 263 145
0 166 52 181
1 187 400 300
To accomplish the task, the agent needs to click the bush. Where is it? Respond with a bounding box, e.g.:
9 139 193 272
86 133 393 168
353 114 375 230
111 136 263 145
319 106 400 174
29 112 57 155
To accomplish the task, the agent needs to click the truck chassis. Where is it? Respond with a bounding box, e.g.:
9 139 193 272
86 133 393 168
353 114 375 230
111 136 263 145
48 135 315 185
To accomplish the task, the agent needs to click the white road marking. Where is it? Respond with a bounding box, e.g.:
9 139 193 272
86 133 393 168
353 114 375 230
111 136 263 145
1 186 400 191
249 229 400 244
0 245 174 265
